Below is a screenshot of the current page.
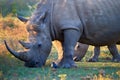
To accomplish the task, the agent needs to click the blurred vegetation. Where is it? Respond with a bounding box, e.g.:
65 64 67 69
0 0 39 17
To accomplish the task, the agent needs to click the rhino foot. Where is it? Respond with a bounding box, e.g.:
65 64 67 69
73 56 82 62
88 58 98 62
112 56 120 62
55 58 77 68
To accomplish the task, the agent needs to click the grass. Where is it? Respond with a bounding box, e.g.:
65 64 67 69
0 16 120 80
0 51 120 80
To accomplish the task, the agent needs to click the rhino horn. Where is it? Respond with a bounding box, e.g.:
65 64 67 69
4 40 30 62
19 40 32 49
17 16 28 23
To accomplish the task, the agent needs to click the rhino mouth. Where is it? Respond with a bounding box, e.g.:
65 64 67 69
4 40 31 62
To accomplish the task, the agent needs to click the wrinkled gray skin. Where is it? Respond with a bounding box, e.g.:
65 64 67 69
4 0 120 68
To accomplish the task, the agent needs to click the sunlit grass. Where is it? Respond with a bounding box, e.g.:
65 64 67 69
0 16 120 80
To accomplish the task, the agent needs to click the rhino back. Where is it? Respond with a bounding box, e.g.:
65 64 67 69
52 0 120 46
75 0 120 46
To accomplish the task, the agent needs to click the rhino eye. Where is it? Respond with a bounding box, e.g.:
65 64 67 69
77 45 80 48
38 42 42 47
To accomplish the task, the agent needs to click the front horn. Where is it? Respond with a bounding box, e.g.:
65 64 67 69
4 40 30 62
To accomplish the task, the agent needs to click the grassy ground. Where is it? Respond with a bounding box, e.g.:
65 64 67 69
0 16 120 80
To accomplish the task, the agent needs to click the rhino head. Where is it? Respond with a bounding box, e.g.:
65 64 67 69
4 12 52 67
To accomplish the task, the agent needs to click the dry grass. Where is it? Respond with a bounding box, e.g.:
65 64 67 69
0 15 28 55
0 14 27 40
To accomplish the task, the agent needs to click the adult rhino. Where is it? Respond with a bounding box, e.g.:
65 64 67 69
4 0 120 68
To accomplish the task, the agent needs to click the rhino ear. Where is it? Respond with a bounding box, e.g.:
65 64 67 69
17 16 28 23
40 12 47 20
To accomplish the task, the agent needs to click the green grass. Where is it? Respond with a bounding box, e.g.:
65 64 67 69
0 46 120 80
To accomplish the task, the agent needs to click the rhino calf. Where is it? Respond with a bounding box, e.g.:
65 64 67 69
53 41 88 61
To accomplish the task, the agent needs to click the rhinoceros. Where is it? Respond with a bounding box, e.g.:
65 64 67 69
4 0 120 68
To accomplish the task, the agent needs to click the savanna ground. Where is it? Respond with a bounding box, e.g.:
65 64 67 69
0 16 120 80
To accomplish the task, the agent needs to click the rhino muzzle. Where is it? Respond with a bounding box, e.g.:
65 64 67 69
4 40 47 68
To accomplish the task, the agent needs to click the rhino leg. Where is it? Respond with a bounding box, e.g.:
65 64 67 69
73 43 89 61
108 44 120 62
55 29 81 68
88 46 100 62
53 41 88 62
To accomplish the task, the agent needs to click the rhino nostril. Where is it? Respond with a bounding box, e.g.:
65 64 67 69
38 43 42 47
